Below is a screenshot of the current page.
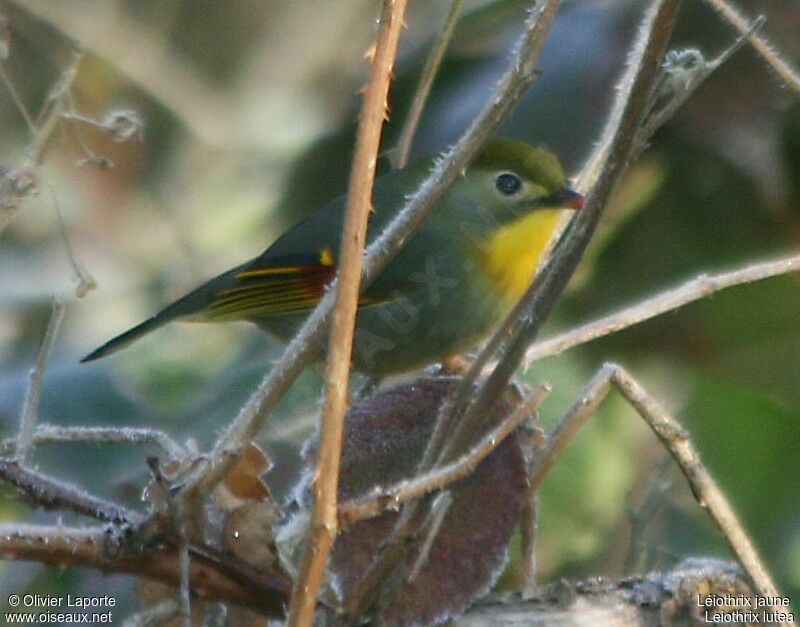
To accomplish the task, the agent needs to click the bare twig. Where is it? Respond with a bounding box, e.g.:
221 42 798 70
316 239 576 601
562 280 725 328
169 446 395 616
50 186 97 297
701 0 800 92
1 425 186 460
391 0 465 169
287 1 409 624
527 367 614 494
0 62 36 133
8 0 236 148
436 0 683 474
519 253 800 366
16 300 65 462
616 365 793 624
62 108 144 143
28 50 83 166
633 15 765 158
406 490 452 583
623 454 673 574
0 525 290 617
177 527 192 626
0 50 83 235
415 0 690 483
338 382 549 526
528 363 792 624
521 421 546 595
0 458 139 524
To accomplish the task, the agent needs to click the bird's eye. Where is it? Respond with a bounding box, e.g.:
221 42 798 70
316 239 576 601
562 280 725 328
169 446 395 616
495 172 522 196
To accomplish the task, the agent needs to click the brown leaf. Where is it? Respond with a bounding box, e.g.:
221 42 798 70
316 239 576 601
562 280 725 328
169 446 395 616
323 377 528 625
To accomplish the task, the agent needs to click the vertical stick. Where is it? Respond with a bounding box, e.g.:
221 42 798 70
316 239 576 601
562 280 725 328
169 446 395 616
286 1 409 624
391 0 465 169
17 300 65 462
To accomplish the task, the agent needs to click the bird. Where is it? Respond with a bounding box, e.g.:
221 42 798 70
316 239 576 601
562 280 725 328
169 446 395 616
82 138 584 375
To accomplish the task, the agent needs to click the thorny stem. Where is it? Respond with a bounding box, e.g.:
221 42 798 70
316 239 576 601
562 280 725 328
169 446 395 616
341 1 564 616
287 1 409 624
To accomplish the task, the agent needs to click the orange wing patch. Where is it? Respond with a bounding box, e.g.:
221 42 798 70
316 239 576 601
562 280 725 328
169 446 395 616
204 247 388 319
205 248 336 319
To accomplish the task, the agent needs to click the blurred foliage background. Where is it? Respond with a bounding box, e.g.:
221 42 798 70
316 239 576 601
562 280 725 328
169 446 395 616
0 0 797 619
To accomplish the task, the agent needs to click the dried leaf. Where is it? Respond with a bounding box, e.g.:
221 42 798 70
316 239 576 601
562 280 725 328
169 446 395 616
323 377 528 625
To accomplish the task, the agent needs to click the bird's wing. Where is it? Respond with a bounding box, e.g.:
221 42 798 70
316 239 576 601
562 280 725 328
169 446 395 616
202 251 386 319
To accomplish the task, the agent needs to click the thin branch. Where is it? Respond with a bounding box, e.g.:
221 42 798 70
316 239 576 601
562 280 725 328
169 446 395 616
287 1 409 624
391 0 465 169
0 62 36 133
178 0 563 507
527 363 792 624
394 0 566 476
16 300 65 462
414 0 688 483
406 490 452 583
341 3 565 615
28 50 83 166
437 0 683 473
177 528 191 626
0 458 140 524
613 365 793 624
1 425 186 460
521 421 545 594
342 381 551 618
633 15 765 158
338 382 549 526
623 454 673 574
519 252 800 366
0 525 290 617
0 50 82 236
8 0 237 149
50 186 97 297
63 94 109 168
527 366 614 494
701 0 800 92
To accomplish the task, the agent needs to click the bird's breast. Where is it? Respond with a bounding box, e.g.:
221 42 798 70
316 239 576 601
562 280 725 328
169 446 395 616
471 208 567 305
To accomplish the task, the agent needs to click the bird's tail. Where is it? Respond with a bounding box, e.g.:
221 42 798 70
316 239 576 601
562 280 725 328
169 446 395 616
81 307 179 363
80 279 228 362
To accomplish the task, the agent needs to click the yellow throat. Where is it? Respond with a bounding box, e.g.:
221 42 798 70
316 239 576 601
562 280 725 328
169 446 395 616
475 208 567 305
